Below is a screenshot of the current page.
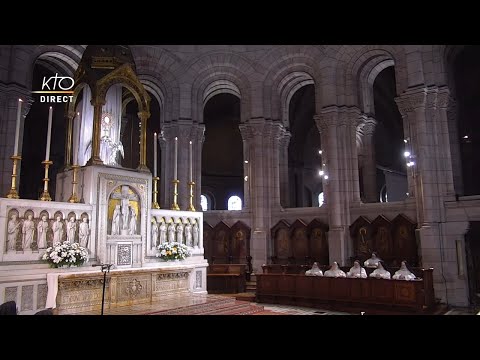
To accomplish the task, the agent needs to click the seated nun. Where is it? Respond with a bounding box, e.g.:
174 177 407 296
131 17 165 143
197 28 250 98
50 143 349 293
324 262 346 278
393 261 416 281
347 260 367 278
364 252 381 268
305 262 323 276
369 260 391 279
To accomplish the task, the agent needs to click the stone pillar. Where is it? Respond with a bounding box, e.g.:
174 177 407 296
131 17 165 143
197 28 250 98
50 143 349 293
137 111 150 172
271 122 283 209
315 109 348 265
190 124 205 211
239 123 252 210
279 129 291 208
176 121 193 210
86 99 105 166
361 117 377 203
348 108 362 204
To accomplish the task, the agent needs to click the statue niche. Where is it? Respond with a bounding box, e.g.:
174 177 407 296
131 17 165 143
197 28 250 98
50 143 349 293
108 185 140 236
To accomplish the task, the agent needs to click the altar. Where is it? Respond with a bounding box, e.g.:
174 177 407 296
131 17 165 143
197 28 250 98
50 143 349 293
47 261 206 315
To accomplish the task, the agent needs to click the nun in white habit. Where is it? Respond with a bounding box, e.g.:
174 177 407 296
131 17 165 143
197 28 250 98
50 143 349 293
305 262 323 276
369 260 391 279
324 262 346 278
393 261 416 281
347 260 368 278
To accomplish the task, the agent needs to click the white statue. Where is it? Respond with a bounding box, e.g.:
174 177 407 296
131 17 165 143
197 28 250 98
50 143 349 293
364 252 381 268
393 261 416 281
79 217 90 247
305 262 323 276
129 207 137 235
151 219 159 248
159 221 167 244
369 261 391 279
347 260 367 278
176 222 184 244
112 205 121 235
66 216 77 243
168 222 176 243
37 215 49 249
184 222 193 247
52 216 64 243
324 262 346 278
192 221 199 247
22 214 35 250
121 189 130 231
7 214 21 251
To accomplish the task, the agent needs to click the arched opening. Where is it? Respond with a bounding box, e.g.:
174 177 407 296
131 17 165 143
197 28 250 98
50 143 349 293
287 84 322 208
360 66 406 203
19 63 66 200
202 93 243 210
318 192 324 207
452 45 480 196
227 195 242 210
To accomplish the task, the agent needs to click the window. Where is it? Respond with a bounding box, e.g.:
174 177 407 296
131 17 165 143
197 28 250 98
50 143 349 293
318 192 324 207
200 194 208 211
227 195 242 210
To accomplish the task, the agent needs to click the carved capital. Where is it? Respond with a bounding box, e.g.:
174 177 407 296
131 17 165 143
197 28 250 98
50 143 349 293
437 87 452 109
270 122 283 141
314 109 338 132
280 129 291 147
239 124 252 141
362 117 377 137
426 87 438 109
395 97 413 117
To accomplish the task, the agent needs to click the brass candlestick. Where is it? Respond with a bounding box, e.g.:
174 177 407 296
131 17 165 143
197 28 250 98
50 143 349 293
68 165 80 203
39 160 53 201
6 155 22 199
152 176 160 209
171 179 180 210
187 181 196 211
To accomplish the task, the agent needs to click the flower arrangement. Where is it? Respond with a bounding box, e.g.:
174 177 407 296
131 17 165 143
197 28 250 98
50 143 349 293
41 241 89 268
156 242 191 261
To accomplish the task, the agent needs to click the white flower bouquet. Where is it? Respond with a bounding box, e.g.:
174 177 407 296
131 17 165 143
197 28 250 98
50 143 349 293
156 242 191 261
41 241 89 268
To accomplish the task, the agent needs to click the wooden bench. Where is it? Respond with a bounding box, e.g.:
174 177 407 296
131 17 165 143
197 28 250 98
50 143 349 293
256 268 435 313
207 264 247 294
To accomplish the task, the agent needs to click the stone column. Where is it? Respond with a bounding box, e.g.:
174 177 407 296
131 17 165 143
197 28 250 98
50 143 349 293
137 111 150 172
86 99 105 166
176 121 192 210
361 116 377 203
348 108 361 204
271 122 283 209
279 129 291 208
437 87 456 196
239 123 252 211
315 109 348 265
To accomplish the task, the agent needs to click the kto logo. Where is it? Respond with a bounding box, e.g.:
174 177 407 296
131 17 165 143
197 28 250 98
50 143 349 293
32 73 74 103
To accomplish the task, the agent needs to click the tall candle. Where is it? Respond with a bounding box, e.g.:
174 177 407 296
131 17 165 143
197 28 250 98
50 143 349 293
189 140 193 182
174 136 178 180
153 132 157 177
13 99 23 156
45 106 53 161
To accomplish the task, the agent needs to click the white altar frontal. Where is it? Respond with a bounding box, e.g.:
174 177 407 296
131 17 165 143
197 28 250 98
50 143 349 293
0 165 208 315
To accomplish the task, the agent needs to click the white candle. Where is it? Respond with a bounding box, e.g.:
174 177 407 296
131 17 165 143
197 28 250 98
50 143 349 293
174 136 178 180
153 132 157 177
189 140 193 182
45 106 53 161
13 99 23 156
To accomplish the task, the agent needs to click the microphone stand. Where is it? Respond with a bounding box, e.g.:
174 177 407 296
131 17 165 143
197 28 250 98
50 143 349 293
94 264 114 315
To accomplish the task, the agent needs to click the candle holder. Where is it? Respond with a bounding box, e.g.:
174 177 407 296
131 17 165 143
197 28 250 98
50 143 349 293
171 179 180 211
39 160 53 201
152 176 160 209
187 181 196 211
68 165 80 203
6 155 22 199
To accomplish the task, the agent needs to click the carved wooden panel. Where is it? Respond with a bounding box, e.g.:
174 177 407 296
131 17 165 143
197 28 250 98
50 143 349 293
350 216 373 264
392 214 418 266
371 215 393 261
203 222 214 263
212 221 230 263
229 221 251 263
290 219 308 262
307 218 329 265
271 220 291 263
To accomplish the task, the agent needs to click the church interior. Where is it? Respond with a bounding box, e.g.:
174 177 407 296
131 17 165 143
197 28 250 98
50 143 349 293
0 44 479 315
